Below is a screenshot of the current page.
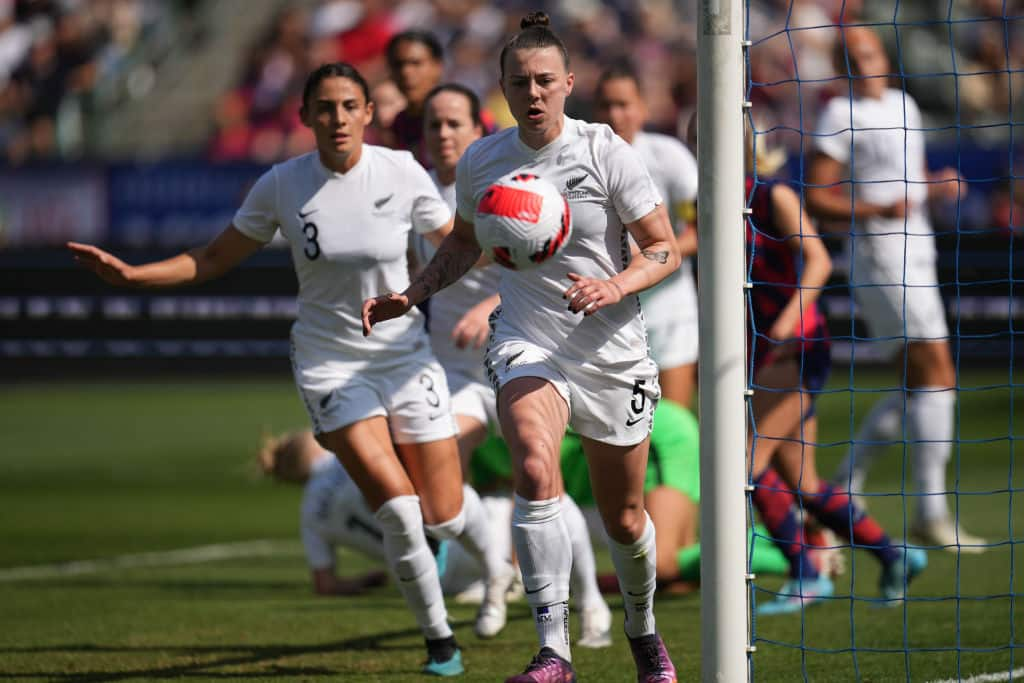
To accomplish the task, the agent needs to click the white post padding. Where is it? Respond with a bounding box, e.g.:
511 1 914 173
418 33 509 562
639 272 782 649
697 0 749 680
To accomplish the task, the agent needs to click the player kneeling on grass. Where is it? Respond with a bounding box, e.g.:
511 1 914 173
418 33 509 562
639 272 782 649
476 399 832 595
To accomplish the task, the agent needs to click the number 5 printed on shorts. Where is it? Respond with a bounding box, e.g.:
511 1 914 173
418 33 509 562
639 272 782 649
626 379 648 427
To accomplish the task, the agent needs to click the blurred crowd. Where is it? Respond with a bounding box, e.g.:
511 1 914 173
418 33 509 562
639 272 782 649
1 0 1021 233
205 0 702 164
0 0 198 165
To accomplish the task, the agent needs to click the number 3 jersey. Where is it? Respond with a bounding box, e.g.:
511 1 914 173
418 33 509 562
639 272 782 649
455 116 662 365
233 146 451 359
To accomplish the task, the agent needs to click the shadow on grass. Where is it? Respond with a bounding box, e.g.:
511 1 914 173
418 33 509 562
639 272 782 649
0 614 532 681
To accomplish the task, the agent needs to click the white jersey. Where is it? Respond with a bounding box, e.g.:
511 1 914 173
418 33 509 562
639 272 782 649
413 170 501 380
233 146 451 359
456 116 662 364
631 131 698 332
814 89 935 263
300 455 384 570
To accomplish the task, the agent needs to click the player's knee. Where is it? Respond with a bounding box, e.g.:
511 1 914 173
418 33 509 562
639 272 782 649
604 505 647 545
518 448 558 490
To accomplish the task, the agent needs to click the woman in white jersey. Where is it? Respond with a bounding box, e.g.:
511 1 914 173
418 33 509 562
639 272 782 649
67 62 514 676
419 82 615 649
364 14 680 683
415 83 503 469
805 27 985 553
593 62 699 411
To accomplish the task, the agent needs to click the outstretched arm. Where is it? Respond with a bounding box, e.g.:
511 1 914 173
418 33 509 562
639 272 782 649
68 226 264 288
362 213 481 335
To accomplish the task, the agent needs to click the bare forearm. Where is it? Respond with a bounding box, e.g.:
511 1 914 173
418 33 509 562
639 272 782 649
404 232 481 306
805 188 890 223
610 241 681 296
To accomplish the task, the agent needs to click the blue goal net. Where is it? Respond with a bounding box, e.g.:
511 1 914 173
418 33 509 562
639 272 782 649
744 2 1023 680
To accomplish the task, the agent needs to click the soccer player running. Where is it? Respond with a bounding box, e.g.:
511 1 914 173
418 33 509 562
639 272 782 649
67 62 514 676
741 166 926 615
806 26 985 552
364 12 680 683
414 83 502 474
417 82 612 646
593 62 700 410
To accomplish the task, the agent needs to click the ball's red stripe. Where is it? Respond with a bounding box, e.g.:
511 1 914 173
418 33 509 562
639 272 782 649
477 186 543 223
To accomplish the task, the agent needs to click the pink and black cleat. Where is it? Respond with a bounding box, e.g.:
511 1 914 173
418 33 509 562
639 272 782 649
504 647 576 683
628 633 678 683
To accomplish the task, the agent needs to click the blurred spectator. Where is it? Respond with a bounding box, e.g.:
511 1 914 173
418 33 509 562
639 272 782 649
385 29 443 164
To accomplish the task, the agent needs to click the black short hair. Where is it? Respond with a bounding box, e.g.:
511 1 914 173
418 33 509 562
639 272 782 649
387 30 443 66
500 11 569 79
596 61 641 94
424 83 483 128
301 62 370 109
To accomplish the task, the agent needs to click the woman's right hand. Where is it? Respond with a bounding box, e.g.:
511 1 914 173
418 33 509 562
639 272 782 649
361 292 412 336
67 242 136 287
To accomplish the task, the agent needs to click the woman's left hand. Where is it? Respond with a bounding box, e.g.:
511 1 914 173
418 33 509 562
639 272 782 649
563 273 624 316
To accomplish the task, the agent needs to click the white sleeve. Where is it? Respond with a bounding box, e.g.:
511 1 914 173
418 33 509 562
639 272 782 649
407 157 452 234
813 99 852 164
666 140 698 203
604 133 662 224
455 149 476 223
232 167 280 243
301 513 335 570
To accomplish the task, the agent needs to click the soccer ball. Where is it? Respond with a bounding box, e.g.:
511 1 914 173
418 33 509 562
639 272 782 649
474 173 571 270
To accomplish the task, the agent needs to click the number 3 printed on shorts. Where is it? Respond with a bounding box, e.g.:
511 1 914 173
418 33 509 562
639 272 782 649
420 372 441 408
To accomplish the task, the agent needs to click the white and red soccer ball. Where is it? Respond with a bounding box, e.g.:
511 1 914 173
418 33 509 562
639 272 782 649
474 173 571 270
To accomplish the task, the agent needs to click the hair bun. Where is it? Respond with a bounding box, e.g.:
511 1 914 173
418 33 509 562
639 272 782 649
520 11 550 29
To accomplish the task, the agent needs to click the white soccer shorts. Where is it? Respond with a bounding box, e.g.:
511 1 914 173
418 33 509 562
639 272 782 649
851 252 949 356
290 341 457 443
484 336 660 447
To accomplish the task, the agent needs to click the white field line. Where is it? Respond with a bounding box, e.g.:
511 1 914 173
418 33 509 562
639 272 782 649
928 667 1024 683
0 539 302 582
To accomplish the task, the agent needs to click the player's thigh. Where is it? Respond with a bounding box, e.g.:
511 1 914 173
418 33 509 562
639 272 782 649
395 437 464 524
581 435 650 544
496 375 570 500
750 359 807 474
659 362 697 409
449 377 497 473
320 416 414 512
455 414 489 475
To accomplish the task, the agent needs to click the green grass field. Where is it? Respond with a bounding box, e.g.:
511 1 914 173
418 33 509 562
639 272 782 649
0 371 1021 681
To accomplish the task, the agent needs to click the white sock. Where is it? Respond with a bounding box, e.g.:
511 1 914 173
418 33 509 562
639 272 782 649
512 494 572 661
375 495 451 640
907 388 956 523
607 512 657 639
834 392 903 494
560 494 603 611
425 485 505 581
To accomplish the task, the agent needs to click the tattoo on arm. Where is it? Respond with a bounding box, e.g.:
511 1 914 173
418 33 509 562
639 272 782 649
641 249 669 264
408 239 480 303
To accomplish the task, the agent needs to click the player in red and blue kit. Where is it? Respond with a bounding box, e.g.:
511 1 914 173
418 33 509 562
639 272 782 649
743 174 928 615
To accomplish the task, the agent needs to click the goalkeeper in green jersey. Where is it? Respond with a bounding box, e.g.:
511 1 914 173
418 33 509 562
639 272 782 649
470 399 818 593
